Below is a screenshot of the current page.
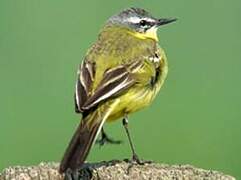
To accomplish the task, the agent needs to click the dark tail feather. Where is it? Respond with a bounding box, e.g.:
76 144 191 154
59 100 119 174
59 115 101 173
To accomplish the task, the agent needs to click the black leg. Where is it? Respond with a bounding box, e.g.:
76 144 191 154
122 116 142 164
95 128 122 147
122 116 152 165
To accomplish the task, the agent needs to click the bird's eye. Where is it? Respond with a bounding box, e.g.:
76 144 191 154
139 20 147 26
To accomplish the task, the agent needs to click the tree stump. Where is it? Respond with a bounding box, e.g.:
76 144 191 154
0 160 235 180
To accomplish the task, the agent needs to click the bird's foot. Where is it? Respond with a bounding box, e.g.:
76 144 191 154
64 167 93 180
124 154 153 174
95 133 122 147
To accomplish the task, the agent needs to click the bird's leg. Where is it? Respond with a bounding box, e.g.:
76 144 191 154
122 116 153 166
122 116 143 164
95 128 122 147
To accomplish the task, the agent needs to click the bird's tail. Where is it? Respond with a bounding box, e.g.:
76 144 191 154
59 100 119 173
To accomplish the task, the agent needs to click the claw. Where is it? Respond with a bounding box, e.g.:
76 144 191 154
132 154 144 165
125 154 153 174
95 128 122 147
96 136 122 146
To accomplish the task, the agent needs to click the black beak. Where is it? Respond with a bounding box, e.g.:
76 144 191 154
156 18 177 26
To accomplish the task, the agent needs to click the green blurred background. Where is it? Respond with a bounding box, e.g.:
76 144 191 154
1 0 241 178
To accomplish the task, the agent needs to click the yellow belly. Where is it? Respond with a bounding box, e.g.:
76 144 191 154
106 84 160 122
106 47 168 122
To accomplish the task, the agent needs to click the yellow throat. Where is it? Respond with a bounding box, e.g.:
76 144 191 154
129 27 159 41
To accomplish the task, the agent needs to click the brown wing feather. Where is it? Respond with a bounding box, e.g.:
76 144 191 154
82 72 134 111
75 60 143 112
75 60 95 113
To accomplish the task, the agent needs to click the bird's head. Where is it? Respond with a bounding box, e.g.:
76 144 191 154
106 7 177 41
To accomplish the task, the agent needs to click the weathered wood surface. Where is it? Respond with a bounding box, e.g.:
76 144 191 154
0 161 235 180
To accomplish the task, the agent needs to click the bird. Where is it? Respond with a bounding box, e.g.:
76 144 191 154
59 7 176 177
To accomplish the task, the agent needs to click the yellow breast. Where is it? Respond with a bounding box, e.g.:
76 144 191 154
107 50 168 122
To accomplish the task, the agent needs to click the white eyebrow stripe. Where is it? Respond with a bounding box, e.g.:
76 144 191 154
126 16 155 24
142 17 156 22
126 16 141 23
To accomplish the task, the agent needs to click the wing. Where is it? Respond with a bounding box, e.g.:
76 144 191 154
75 59 143 113
75 59 95 113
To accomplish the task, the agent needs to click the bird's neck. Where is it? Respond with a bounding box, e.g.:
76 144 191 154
100 25 158 42
97 26 158 55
